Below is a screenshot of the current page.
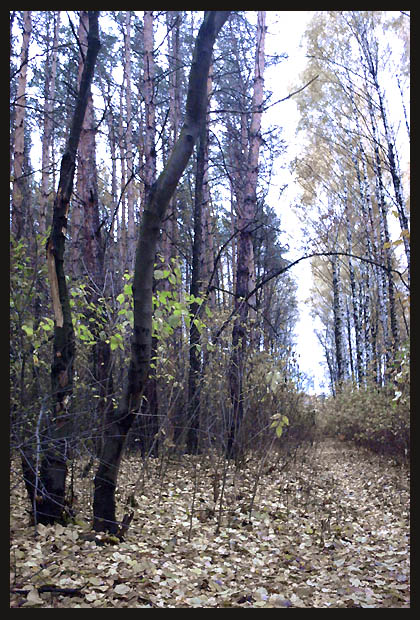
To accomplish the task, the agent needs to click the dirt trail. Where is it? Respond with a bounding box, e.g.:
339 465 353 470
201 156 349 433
10 439 410 608
288 439 410 607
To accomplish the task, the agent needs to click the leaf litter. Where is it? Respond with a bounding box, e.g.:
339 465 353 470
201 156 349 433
10 439 409 608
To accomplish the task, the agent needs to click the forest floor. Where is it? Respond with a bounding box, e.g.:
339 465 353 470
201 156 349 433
10 438 410 608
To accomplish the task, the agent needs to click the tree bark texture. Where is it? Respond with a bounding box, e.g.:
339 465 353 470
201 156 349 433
93 11 231 533
143 11 156 201
228 11 265 459
39 11 60 237
331 253 345 389
75 16 114 459
124 11 136 269
137 10 160 456
186 62 213 454
352 12 410 281
345 200 363 385
186 114 208 454
71 11 90 279
11 11 32 241
36 12 100 525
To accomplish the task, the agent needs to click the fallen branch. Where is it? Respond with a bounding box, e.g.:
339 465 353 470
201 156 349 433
11 585 84 597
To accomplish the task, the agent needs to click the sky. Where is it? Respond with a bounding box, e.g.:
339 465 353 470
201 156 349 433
263 11 327 393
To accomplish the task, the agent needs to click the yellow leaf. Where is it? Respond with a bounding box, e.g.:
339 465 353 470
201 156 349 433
36 523 49 537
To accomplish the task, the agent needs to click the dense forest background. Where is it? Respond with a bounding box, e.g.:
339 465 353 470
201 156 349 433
10 9 409 570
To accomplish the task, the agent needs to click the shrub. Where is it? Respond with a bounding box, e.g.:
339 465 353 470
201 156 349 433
318 350 410 461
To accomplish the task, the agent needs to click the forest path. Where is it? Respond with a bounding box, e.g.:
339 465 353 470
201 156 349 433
284 438 410 607
10 439 410 608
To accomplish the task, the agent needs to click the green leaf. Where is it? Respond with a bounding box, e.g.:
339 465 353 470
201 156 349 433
110 333 123 351
40 318 54 331
168 314 181 328
22 324 33 337
154 269 170 280
116 293 125 304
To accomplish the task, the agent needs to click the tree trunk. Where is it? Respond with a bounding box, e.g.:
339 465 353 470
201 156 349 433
71 11 90 279
118 86 127 271
186 117 208 454
345 189 363 386
124 11 136 270
11 10 32 241
35 12 100 525
228 11 265 459
39 11 60 237
166 11 182 258
366 88 399 372
186 59 213 454
138 9 160 456
76 17 114 460
93 11 230 533
353 12 410 280
331 253 345 390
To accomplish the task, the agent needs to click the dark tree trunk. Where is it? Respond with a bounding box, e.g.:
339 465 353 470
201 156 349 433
35 12 100 525
332 253 345 390
76 25 114 460
186 116 208 454
227 11 265 459
93 11 230 533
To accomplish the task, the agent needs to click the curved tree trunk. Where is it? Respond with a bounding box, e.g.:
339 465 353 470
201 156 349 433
93 11 231 533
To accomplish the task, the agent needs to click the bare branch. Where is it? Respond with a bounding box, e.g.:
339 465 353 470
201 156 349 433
209 75 319 115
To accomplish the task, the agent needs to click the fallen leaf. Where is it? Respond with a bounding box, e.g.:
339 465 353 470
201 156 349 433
26 587 43 605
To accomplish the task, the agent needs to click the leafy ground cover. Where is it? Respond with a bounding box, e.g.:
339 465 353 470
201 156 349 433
10 439 410 608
